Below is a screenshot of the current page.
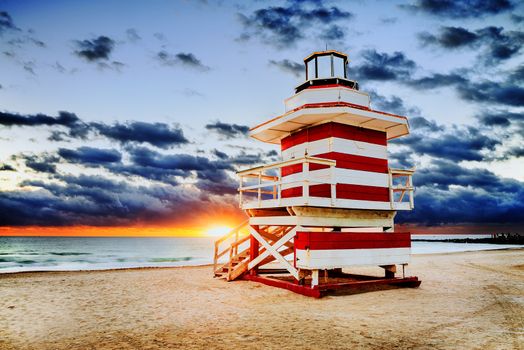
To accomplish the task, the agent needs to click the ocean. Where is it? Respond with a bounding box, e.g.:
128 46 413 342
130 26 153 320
0 236 522 273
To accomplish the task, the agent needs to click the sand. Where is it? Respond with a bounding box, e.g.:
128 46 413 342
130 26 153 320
1 249 523 350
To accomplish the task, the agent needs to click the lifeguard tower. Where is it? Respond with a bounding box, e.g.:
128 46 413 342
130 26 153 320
214 51 420 297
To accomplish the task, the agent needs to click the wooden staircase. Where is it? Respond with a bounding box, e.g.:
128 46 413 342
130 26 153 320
213 220 250 281
214 221 298 281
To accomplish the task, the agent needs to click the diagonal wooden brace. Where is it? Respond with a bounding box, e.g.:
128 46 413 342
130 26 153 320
248 226 299 280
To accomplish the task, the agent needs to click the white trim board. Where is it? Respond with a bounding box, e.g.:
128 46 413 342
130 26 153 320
296 247 411 269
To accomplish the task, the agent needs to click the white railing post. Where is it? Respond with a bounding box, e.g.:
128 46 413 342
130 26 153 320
302 161 309 204
257 171 262 206
330 164 336 206
388 170 394 209
409 174 414 209
278 166 282 206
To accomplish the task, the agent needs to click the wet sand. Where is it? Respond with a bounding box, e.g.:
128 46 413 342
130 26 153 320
1 249 523 349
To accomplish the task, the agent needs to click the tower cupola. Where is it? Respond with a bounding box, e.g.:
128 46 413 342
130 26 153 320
296 50 359 93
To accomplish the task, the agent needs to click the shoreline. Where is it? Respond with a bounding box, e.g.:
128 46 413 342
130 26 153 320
1 247 522 276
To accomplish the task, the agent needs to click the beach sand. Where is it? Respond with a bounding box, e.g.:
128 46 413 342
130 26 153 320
1 249 523 350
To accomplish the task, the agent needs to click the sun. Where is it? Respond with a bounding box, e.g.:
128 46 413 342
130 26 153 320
205 226 232 237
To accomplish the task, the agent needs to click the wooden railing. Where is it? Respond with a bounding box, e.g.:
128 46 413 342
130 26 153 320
237 156 337 208
213 220 249 276
388 168 415 210
237 157 415 210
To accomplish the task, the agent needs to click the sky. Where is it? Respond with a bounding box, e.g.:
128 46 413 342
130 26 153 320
0 0 523 236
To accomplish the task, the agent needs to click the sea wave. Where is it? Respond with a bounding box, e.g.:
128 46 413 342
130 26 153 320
149 257 193 263
48 252 92 256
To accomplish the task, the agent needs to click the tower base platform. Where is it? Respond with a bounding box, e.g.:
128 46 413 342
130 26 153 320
242 271 421 298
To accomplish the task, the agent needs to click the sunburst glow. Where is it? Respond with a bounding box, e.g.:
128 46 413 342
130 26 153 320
205 226 232 237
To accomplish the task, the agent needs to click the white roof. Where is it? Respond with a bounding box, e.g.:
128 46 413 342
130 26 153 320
250 103 410 144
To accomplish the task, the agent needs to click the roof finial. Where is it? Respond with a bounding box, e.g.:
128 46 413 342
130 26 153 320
325 43 328 51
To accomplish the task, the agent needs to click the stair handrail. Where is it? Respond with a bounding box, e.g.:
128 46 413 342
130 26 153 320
213 219 249 273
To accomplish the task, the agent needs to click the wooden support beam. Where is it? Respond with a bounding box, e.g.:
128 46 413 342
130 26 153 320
248 226 299 280
258 246 294 267
380 264 397 278
311 270 319 287
249 234 259 276
258 227 294 249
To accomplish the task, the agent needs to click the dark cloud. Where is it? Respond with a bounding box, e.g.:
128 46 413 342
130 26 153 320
97 60 125 71
0 172 242 226
419 26 478 48
476 110 523 128
396 160 524 225
129 146 231 173
419 26 524 65
156 51 209 71
406 66 524 107
508 65 524 84
153 32 166 41
390 108 524 225
23 153 59 174
0 174 190 226
410 117 443 132
369 91 420 116
0 110 90 140
0 11 19 34
205 121 249 139
0 110 191 147
75 36 115 62
92 121 188 149
476 26 524 65
228 151 263 166
511 14 524 24
0 144 245 226
0 110 80 127
195 168 237 195
268 59 303 77
237 3 351 48
29 37 45 47
394 127 500 162
388 151 415 169
407 72 467 89
456 80 524 107
22 61 36 75
506 146 524 158
58 147 122 165
401 0 514 19
0 164 15 171
353 49 416 82
320 24 345 41
213 148 275 167
213 149 229 160
122 146 237 190
0 13 46 52
125 28 141 42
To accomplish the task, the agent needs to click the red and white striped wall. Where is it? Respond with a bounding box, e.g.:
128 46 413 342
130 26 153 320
280 122 390 207
294 232 411 269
